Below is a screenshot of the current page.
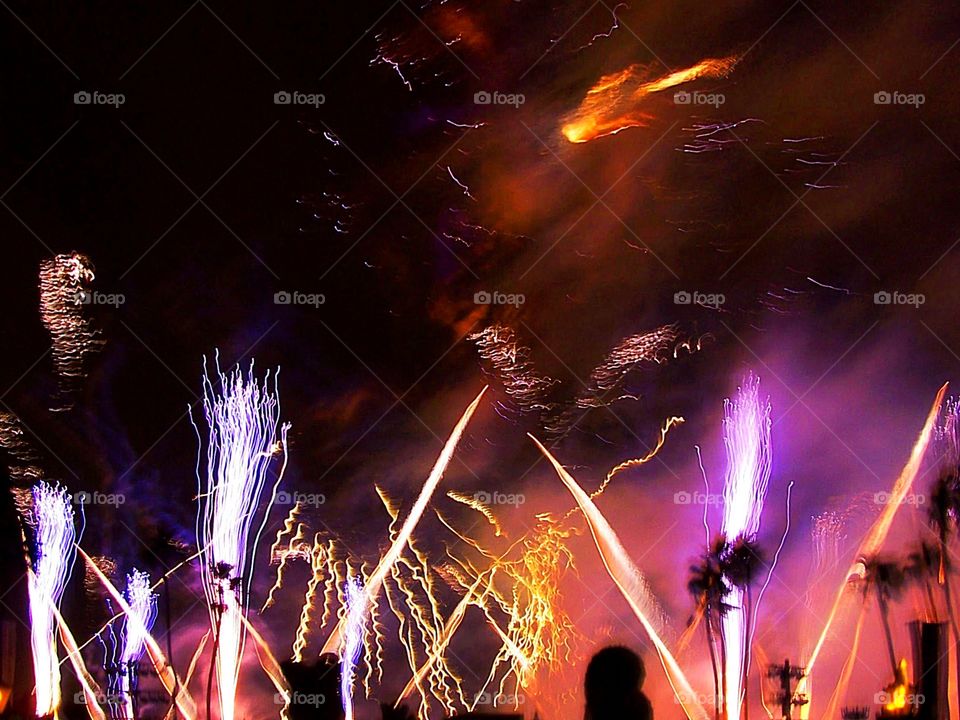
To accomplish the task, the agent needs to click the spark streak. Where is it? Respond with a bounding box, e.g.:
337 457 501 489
531 434 709 720
720 374 772 720
21 482 79 717
193 356 291 720
341 576 366 720
561 56 739 143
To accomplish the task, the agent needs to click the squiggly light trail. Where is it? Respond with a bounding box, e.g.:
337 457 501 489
561 56 739 143
798 382 947 714
38 252 102 410
22 482 78 717
720 374 772 720
320 386 487 655
193 356 291 720
530 434 709 720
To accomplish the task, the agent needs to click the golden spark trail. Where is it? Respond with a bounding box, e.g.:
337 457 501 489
562 56 739 143
262 502 306 612
531 434 709 720
238 613 290 696
183 632 211 692
78 547 198 720
321 387 487 655
596 416 685 504
822 603 868 720
800 382 947 708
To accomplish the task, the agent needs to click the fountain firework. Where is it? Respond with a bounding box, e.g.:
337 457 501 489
341 575 366 720
20 481 80 718
719 374 772 720
106 570 157 720
193 355 291 720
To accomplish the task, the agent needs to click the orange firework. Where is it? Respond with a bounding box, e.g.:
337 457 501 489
561 56 739 143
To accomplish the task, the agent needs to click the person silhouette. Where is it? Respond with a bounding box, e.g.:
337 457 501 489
584 646 653 720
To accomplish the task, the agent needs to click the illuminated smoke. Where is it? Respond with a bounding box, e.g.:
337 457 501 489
0 411 44 483
561 56 739 143
719 374 772 720
38 252 103 410
21 481 79 717
469 325 559 421
341 576 366 720
193 355 291 720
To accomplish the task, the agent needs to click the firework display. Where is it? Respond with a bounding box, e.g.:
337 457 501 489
8 4 960 720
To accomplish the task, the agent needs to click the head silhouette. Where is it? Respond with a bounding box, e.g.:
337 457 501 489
584 646 652 720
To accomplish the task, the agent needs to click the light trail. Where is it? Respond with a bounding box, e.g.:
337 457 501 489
720 374 772 720
319 386 487 655
21 482 79 717
193 355 291 720
531 434 709 720
78 547 198 720
799 382 947 711
561 56 739 143
341 576 366 720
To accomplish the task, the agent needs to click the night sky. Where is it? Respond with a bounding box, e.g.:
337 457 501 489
3 1 960 718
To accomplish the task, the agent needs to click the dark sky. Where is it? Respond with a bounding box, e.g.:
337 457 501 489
3 1 960 718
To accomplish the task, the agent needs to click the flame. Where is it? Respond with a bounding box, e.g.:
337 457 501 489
885 659 910 712
561 56 739 143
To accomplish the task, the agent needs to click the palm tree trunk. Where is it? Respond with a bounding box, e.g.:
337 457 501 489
719 618 728 720
743 584 751 720
706 610 722 720
877 588 899 676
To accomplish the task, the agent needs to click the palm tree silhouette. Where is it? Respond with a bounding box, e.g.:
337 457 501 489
721 536 765 720
928 471 960 710
688 536 732 720
859 555 906 677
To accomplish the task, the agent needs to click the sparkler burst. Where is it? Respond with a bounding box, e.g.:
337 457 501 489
341 575 366 720
719 373 773 720
20 481 80 718
193 355 291 720
38 252 103 411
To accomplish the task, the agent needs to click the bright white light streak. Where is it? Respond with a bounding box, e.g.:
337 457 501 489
24 482 79 717
341 576 366 720
193 354 291 720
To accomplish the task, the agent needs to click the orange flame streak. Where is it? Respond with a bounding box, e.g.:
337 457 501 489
822 603 868 720
801 382 947 703
320 387 487 656
530 434 709 720
561 56 739 143
77 547 197 720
